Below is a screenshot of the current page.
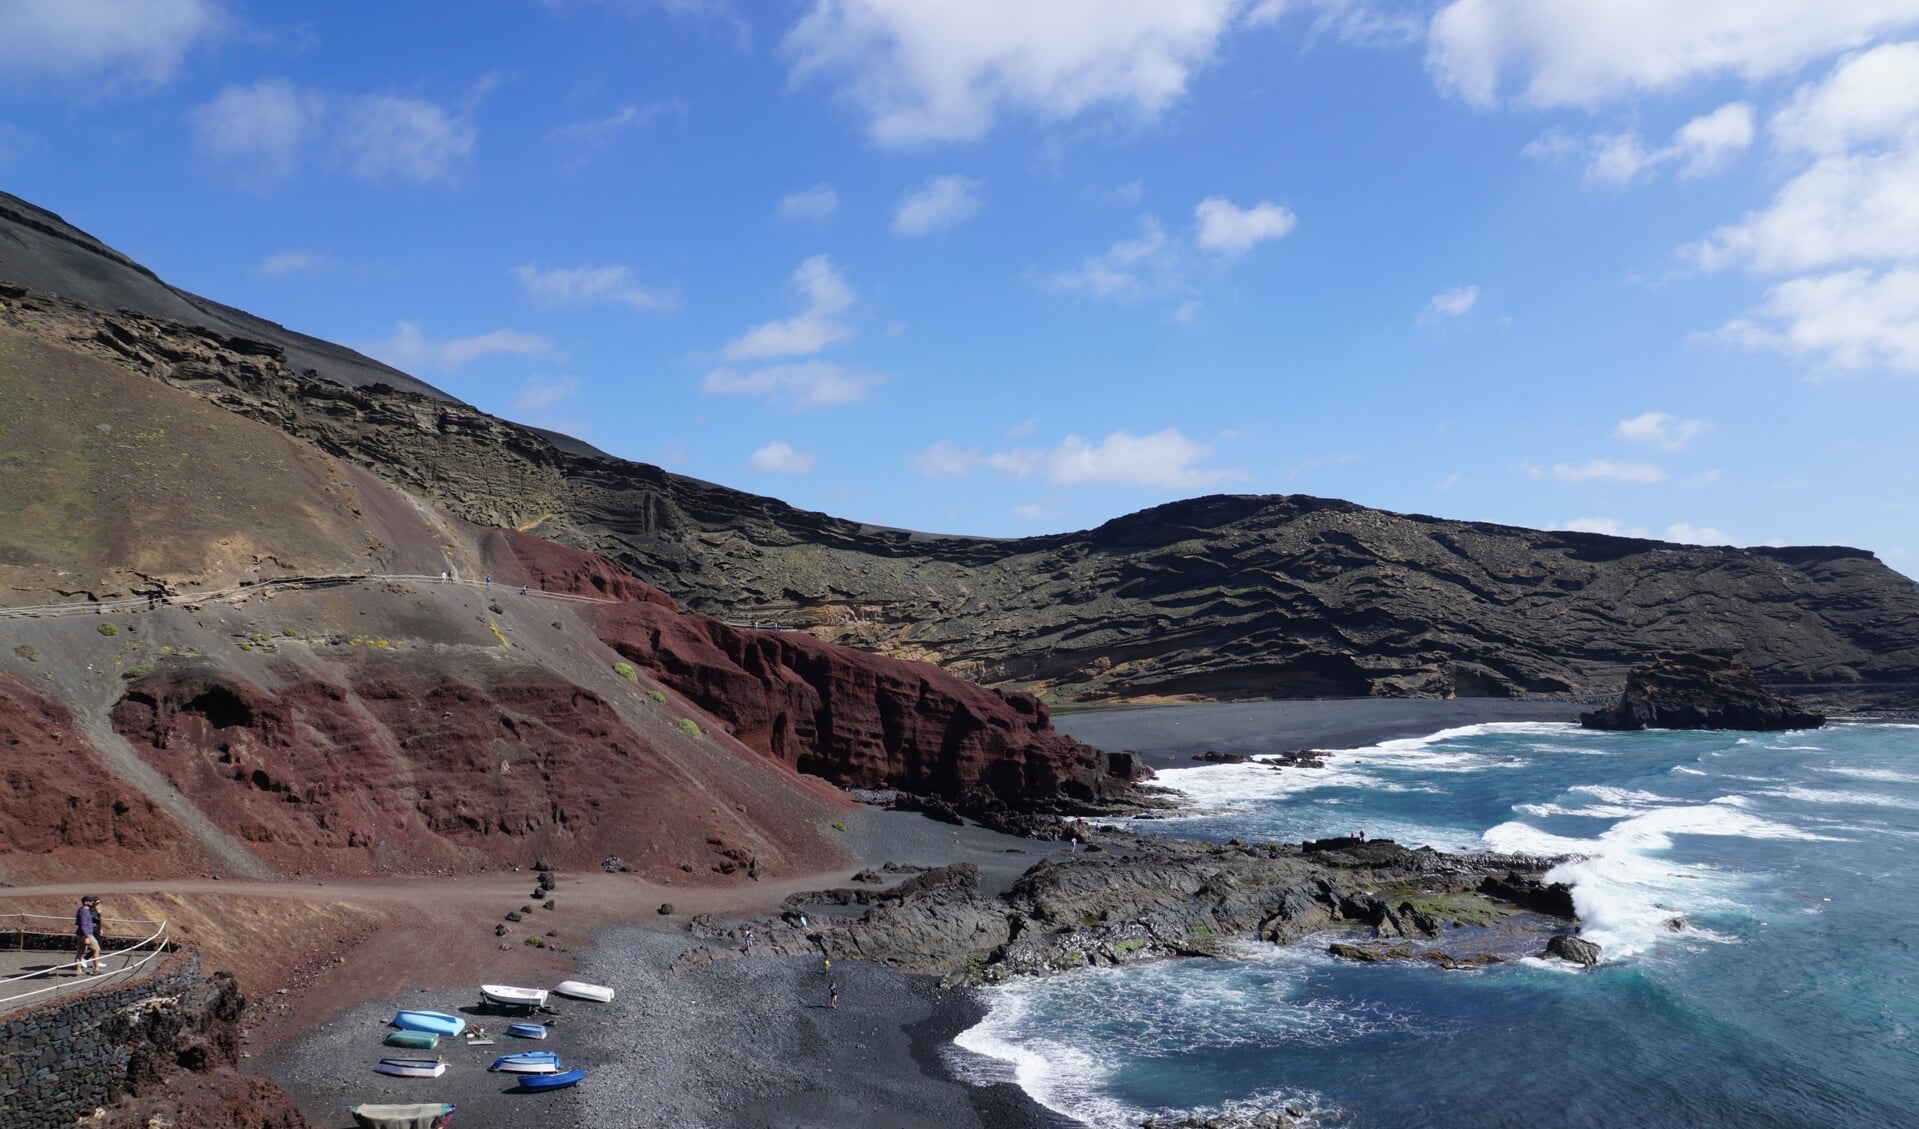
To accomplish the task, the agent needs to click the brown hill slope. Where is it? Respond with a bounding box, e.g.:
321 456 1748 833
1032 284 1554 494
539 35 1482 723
4 199 1918 707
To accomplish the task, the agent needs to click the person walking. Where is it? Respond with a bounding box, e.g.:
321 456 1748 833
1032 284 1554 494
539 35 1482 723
74 895 102 975
828 978 839 1009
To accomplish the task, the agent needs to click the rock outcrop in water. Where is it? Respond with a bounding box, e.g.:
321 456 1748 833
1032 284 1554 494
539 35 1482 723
1580 651 1827 732
691 831 1577 982
6 194 1919 710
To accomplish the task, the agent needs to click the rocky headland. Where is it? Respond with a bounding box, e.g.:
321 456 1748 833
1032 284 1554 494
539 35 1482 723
1581 650 1828 731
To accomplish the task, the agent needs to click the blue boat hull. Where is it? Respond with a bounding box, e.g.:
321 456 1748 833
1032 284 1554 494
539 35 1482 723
505 1022 547 1039
391 1011 466 1037
518 1068 584 1091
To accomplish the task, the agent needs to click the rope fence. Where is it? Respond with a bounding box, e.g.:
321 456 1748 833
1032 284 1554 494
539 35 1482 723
0 913 172 1013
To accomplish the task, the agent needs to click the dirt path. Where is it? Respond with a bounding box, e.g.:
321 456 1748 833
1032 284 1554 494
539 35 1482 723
0 864 871 1053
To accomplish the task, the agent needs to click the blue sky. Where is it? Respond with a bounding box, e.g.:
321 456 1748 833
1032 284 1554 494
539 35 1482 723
2 1 1917 575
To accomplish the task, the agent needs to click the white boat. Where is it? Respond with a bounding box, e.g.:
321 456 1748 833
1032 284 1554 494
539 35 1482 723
551 979 615 1003
480 984 549 1008
491 1051 561 1074
374 1058 447 1079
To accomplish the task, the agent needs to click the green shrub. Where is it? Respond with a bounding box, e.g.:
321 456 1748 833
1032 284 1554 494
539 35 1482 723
122 663 154 679
677 718 702 738
283 628 299 637
648 690 666 702
524 935 545 948
613 661 637 681
830 821 848 833
12 644 35 662
96 622 117 637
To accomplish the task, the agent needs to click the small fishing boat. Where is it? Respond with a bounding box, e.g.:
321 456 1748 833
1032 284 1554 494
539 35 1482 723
506 1022 547 1039
551 980 615 1003
349 1102 455 1129
490 1051 560 1074
374 1058 446 1079
384 1031 438 1050
480 983 549 1008
391 1010 467 1037
517 1067 585 1092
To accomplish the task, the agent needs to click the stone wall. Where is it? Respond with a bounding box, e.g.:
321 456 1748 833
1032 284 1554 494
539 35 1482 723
0 949 201 1128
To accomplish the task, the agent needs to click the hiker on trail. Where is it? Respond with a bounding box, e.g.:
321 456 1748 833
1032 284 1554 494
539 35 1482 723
741 925 754 953
520 584 528 596
74 895 102 975
440 570 449 584
828 979 839 1009
485 576 491 589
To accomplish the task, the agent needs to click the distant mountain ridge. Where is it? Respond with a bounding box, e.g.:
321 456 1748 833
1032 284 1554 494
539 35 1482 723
5 193 1917 707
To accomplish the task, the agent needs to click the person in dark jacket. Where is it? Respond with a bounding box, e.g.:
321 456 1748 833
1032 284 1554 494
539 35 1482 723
74 896 102 975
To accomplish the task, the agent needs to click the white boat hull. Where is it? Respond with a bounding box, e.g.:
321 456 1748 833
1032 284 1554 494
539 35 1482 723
480 984 549 1008
374 1060 447 1079
551 979 615 1003
494 1061 560 1074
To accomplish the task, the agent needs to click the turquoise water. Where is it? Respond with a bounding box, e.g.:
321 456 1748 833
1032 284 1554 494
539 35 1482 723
953 721 1919 1127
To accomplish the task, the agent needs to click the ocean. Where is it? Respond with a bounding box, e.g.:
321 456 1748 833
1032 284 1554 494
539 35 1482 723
951 718 1919 1127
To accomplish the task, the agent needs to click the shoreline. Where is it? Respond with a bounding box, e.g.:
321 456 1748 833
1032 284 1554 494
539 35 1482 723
250 697 1584 1128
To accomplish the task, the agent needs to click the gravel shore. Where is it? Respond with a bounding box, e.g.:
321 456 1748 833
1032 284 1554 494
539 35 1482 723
263 807 1079 1129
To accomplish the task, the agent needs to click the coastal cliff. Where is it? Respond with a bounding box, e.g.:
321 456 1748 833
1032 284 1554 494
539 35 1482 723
1581 651 1828 731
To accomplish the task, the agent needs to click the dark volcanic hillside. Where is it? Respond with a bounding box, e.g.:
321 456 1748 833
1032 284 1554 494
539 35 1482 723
5 196 1918 707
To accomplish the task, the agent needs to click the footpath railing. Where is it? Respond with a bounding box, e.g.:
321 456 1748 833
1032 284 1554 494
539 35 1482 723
0 573 616 620
0 914 171 1013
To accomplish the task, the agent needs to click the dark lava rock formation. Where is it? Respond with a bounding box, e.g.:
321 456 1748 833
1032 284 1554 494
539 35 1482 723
1580 651 1827 731
5 193 1918 708
681 829 1575 985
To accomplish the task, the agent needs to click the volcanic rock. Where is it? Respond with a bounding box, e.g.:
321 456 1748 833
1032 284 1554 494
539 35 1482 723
1546 935 1603 966
1580 651 1827 731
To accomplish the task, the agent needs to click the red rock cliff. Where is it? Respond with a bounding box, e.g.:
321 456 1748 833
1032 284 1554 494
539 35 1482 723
494 530 1146 805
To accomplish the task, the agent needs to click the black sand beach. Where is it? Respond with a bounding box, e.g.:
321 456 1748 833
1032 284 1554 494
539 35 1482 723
1055 697 1586 770
264 699 1583 1128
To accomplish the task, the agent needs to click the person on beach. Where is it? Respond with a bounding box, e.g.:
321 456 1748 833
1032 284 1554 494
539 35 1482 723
74 895 102 974
828 979 839 1009
742 925 754 953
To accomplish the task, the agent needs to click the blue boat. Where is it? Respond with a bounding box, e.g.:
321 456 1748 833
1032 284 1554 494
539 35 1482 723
490 1051 559 1074
517 1067 584 1092
505 1022 547 1039
391 1010 466 1037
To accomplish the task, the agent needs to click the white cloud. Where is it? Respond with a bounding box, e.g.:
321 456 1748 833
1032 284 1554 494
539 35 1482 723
1042 215 1180 301
1193 196 1296 256
513 374 580 414
1664 522 1735 545
1427 0 1919 109
781 183 840 222
1528 458 1668 484
1673 102 1757 177
549 99 685 168
749 440 817 474
1537 102 1754 188
702 361 886 408
785 0 1247 146
1007 415 1041 438
190 79 325 185
916 429 1242 489
893 174 983 235
1561 516 1649 537
1435 472 1462 491
257 251 334 276
1013 503 1045 520
513 263 676 313
1687 139 1919 274
366 322 553 372
1712 266 1919 373
337 94 475 185
1770 41 1919 156
1614 411 1711 450
721 255 857 360
1423 284 1480 320
0 0 218 85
